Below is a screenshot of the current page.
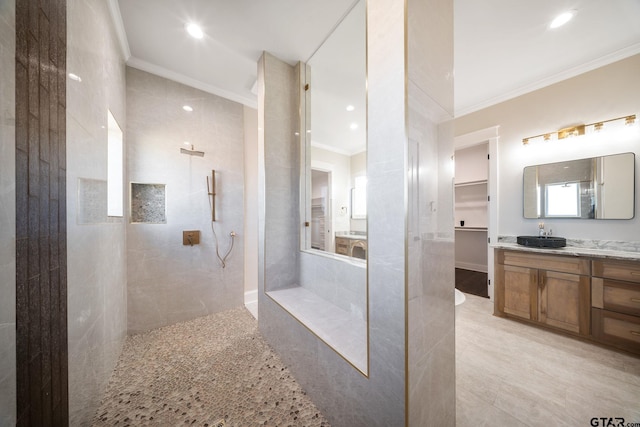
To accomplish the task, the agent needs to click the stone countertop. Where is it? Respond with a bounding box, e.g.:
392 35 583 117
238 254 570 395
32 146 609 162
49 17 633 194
491 242 640 261
335 233 367 240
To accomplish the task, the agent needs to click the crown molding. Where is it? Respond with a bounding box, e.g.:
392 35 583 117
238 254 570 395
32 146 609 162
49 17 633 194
107 0 131 61
455 42 640 118
126 57 259 109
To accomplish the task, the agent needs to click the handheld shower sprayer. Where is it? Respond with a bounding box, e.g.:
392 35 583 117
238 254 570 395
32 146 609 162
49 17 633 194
207 170 235 268
207 170 216 221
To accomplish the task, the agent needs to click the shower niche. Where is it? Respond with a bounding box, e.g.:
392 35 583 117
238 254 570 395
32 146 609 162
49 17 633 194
130 183 167 224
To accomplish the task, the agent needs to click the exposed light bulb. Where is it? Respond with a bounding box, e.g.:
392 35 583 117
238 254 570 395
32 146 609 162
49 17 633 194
68 73 82 82
550 11 574 29
186 23 204 39
346 105 355 112
183 105 193 112
350 123 358 130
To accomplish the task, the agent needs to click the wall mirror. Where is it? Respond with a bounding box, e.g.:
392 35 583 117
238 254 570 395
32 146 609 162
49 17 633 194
303 0 367 260
523 152 635 219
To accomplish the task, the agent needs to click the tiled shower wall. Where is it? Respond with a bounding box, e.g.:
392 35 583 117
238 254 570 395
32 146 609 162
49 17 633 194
126 68 245 333
14 0 68 424
66 0 128 424
0 0 16 424
406 0 455 423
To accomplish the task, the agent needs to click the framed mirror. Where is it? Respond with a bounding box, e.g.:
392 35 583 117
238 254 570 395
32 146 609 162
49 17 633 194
303 0 367 259
523 152 635 219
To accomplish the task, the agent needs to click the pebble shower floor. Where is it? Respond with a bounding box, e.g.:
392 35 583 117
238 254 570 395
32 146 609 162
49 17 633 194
92 308 330 426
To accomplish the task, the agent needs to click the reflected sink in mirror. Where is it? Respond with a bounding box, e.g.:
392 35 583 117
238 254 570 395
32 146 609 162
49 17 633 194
517 235 567 248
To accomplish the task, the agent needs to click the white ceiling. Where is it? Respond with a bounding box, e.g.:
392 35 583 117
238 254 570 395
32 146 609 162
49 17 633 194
112 0 640 117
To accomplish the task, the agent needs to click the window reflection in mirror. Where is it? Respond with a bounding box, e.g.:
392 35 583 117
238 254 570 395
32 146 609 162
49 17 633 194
303 0 367 260
523 152 635 219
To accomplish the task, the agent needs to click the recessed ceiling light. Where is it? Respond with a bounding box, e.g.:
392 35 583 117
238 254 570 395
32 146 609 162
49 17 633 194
68 72 82 82
350 123 358 130
549 11 575 29
183 105 193 112
186 23 204 39
346 105 355 112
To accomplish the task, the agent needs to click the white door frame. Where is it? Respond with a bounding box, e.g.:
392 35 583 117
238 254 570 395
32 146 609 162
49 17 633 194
454 126 499 301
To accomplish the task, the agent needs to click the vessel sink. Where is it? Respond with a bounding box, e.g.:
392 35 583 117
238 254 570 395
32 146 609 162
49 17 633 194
516 236 567 248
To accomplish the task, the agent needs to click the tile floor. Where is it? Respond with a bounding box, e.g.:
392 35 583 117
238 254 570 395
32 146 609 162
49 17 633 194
92 308 329 426
456 293 640 426
94 292 640 426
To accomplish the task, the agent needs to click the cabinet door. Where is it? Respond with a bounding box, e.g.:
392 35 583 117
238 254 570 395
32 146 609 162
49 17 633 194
538 271 590 335
502 265 537 320
335 238 348 255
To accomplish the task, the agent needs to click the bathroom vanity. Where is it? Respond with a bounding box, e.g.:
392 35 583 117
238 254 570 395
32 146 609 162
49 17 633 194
335 233 367 259
495 246 640 355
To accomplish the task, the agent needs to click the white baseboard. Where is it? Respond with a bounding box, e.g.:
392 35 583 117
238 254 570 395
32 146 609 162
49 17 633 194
244 289 258 305
455 262 488 273
244 290 258 319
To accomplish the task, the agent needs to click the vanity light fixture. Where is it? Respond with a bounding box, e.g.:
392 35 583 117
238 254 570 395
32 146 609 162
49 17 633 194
183 105 193 112
522 114 636 145
186 22 204 39
346 105 355 112
350 123 358 130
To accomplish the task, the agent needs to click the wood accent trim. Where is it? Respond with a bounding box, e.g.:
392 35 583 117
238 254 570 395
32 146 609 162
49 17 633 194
578 275 591 336
15 0 68 425
501 250 590 275
592 277 604 309
530 268 539 322
494 253 504 315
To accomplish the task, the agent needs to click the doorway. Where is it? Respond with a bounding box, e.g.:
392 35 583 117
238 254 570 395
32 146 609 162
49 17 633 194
310 169 333 252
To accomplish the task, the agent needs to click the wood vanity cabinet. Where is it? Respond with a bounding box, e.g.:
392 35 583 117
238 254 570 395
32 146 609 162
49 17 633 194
591 259 640 353
496 249 640 355
495 250 591 336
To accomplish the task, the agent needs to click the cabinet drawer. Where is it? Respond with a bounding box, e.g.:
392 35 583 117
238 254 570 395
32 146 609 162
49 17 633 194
592 308 640 352
498 250 590 275
335 238 349 255
592 259 640 284
592 278 640 316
